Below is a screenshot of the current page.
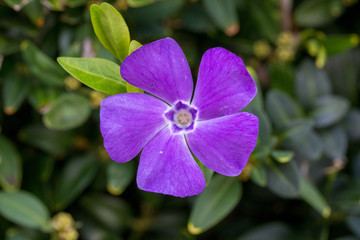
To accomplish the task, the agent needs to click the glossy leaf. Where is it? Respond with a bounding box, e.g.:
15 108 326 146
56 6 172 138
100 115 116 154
107 161 135 196
310 95 349 128
295 60 332 109
57 57 126 95
0 136 21 191
54 153 98 210
299 178 331 218
2 74 29 115
188 175 241 234
266 161 300 198
90 2 130 62
43 93 91 130
0 190 50 230
21 41 66 87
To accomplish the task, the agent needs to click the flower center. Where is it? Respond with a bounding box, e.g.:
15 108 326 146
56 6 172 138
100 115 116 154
165 101 197 133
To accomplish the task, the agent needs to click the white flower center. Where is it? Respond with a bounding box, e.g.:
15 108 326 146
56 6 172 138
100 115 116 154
174 109 193 128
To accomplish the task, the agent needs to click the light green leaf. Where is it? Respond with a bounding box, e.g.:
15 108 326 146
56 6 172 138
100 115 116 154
271 150 294 163
126 40 144 93
0 190 50 230
107 161 135 196
0 136 21 191
58 57 126 95
90 3 130 62
188 175 241 234
54 153 99 210
43 93 91 131
299 178 331 218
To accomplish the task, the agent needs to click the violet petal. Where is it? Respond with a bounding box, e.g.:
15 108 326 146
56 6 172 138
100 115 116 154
120 38 193 105
137 127 205 197
186 112 259 176
192 47 257 120
100 93 168 163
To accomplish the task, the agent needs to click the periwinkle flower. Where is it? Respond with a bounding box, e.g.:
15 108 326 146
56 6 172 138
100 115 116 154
100 38 258 197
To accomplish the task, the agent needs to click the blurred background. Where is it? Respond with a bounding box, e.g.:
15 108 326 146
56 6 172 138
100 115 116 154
1 0 360 239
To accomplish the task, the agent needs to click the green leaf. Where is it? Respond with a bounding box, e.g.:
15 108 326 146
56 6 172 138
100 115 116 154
27 87 61 114
182 3 216 33
90 3 130 62
238 222 291 240
79 193 132 232
128 40 142 55
294 0 344 27
188 175 241 234
323 34 359 56
0 136 21 191
2 74 30 115
343 109 360 141
57 57 126 95
295 60 332 109
266 161 300 198
332 180 360 214
320 126 348 159
43 93 91 130
127 0 154 8
250 164 267 187
269 63 295 97
271 150 294 163
22 0 44 27
54 153 99 210
107 161 135 196
265 89 302 131
0 190 50 230
203 0 239 36
19 124 75 156
299 178 331 218
310 95 350 128
21 41 66 87
280 120 322 161
346 215 360 237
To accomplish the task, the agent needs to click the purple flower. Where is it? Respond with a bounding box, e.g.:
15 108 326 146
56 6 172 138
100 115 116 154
100 38 258 197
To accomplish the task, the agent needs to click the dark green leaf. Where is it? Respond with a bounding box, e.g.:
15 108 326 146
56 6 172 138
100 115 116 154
54 153 99 210
250 164 267 187
320 126 348 159
238 222 291 240
343 109 360 141
188 175 241 234
266 161 300 198
58 57 126 95
269 63 295 97
27 87 61 114
43 93 91 130
310 95 349 128
271 150 294 163
21 41 66 87
295 60 332 109
299 178 331 218
265 89 302 131
182 3 216 33
107 161 135 196
2 74 30 115
323 34 359 56
90 3 130 62
294 0 344 27
0 136 21 191
280 119 322 160
346 215 360 237
19 124 75 156
0 190 50 230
